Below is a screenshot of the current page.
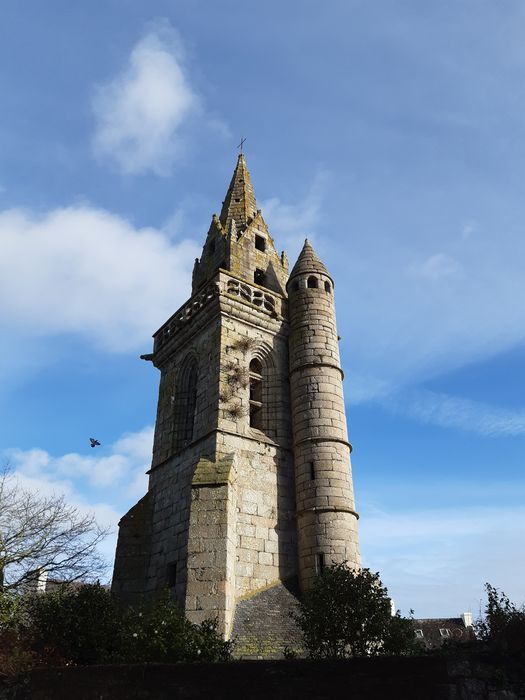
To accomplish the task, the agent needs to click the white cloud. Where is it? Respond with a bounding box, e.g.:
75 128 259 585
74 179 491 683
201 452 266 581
6 425 152 499
461 220 478 239
4 426 154 572
393 389 525 437
113 425 155 467
409 252 462 280
259 183 525 424
261 171 328 261
360 502 525 617
0 205 200 353
92 21 199 175
337 220 525 399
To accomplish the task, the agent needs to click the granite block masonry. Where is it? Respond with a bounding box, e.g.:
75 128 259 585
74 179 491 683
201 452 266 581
111 154 361 650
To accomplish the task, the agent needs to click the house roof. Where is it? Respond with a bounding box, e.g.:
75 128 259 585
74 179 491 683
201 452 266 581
412 617 475 650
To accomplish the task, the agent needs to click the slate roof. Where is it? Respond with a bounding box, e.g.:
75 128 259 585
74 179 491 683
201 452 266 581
412 617 476 650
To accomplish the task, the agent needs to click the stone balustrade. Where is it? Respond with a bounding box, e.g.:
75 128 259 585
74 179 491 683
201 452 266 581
154 283 218 351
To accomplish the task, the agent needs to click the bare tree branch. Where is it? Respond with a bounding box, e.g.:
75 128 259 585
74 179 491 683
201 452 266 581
0 466 110 590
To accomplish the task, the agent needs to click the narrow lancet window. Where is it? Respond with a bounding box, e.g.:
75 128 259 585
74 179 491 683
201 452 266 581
173 358 198 451
315 553 325 576
249 358 263 430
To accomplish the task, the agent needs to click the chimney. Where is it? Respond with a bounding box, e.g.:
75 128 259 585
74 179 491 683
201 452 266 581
25 569 48 594
461 612 473 628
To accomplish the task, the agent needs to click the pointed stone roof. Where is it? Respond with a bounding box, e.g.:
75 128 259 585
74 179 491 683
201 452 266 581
219 154 259 233
287 239 332 285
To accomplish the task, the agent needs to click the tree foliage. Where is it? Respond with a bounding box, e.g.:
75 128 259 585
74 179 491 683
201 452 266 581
293 564 420 659
475 583 525 658
120 590 232 663
0 467 108 590
0 584 232 671
26 583 121 664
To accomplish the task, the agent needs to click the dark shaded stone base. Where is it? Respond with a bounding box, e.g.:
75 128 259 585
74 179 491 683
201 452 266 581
231 579 303 659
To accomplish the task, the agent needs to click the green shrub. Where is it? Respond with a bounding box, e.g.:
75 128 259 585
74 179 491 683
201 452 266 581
476 583 525 658
119 590 232 663
1 584 232 667
293 564 421 659
0 589 34 676
26 583 121 665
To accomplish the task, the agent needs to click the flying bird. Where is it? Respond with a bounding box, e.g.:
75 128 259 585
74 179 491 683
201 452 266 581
89 438 101 448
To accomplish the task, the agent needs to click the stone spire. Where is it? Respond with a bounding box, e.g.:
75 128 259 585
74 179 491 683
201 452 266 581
287 239 332 284
219 153 259 234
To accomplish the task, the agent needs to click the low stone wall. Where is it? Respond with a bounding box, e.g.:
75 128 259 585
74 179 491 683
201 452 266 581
2 654 524 700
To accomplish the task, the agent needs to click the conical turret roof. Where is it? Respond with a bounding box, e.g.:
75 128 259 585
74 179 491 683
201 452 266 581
288 239 332 285
219 153 258 233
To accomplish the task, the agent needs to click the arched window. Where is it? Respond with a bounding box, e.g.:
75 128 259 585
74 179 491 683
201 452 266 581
249 358 263 430
324 281 331 293
307 276 318 289
173 358 198 451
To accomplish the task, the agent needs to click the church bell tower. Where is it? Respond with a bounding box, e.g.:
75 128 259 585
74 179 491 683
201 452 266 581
112 154 360 645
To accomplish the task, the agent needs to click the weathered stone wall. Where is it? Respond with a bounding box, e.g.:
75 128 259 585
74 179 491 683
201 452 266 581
114 265 298 636
185 456 237 633
144 436 216 607
111 493 152 605
217 272 297 605
150 286 222 470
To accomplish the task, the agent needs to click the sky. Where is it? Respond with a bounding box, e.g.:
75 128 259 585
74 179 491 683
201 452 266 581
1 0 524 618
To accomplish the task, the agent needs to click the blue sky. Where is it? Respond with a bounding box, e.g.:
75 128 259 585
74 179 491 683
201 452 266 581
1 0 524 617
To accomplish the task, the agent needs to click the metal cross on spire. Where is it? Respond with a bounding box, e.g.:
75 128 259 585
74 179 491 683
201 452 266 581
237 136 246 153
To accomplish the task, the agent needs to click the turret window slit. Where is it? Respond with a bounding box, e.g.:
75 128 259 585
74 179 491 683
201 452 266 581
167 562 177 588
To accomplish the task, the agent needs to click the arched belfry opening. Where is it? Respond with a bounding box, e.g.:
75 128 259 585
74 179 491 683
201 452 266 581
307 275 318 289
247 347 279 439
173 355 199 451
